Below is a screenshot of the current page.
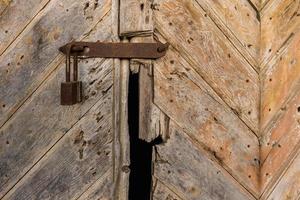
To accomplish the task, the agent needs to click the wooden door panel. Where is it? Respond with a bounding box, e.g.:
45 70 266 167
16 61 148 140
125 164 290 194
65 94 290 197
147 0 300 199
0 0 130 199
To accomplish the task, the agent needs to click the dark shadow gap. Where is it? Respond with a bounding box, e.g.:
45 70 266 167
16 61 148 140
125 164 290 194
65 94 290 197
128 72 152 200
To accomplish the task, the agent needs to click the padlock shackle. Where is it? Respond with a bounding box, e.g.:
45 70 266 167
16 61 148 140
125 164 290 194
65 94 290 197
73 55 78 81
65 43 73 82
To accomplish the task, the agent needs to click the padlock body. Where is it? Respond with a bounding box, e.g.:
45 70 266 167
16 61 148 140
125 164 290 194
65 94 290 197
61 81 83 105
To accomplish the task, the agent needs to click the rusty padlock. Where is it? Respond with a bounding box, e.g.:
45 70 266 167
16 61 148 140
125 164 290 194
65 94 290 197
61 44 83 105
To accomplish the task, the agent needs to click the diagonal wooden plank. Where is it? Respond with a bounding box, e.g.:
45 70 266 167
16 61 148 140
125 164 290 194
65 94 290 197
0 0 111 129
0 0 51 56
153 121 256 200
153 0 260 133
77 169 114 200
260 0 300 67
152 179 184 200
263 150 300 200
194 0 260 66
260 87 300 194
261 32 300 132
2 87 113 200
153 48 260 196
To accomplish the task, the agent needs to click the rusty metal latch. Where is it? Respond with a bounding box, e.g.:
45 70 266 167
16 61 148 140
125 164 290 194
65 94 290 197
59 41 169 105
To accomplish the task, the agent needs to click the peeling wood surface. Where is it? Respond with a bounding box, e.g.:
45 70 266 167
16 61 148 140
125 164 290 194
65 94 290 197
153 0 260 134
260 0 300 68
153 48 260 196
194 0 260 66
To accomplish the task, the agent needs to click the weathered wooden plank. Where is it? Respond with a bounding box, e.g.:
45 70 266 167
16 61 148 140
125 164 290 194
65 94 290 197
153 48 260 196
260 88 300 193
0 0 111 129
260 0 300 67
2 87 113 200
119 0 153 37
261 32 300 137
0 0 50 56
0 14 114 197
194 0 260 65
112 52 131 200
77 169 114 200
153 0 260 133
139 63 164 142
153 121 256 200
152 179 183 200
264 150 300 200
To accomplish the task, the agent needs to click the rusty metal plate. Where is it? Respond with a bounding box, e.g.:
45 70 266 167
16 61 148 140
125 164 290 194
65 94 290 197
59 42 169 59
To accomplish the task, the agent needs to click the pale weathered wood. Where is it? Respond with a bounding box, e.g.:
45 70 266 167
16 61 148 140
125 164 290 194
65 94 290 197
2 86 113 200
263 150 300 200
153 47 260 196
0 0 50 56
0 14 114 198
119 0 153 37
153 121 256 200
260 0 300 67
113 55 131 200
194 0 260 67
152 179 183 200
0 0 111 129
153 0 260 134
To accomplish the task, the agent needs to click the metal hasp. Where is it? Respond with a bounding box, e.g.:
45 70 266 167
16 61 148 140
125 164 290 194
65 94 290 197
59 41 169 105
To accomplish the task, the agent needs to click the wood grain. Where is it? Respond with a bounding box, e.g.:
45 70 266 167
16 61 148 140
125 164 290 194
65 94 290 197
194 0 260 65
153 0 260 133
264 151 300 200
152 179 183 200
77 169 114 200
0 0 111 129
0 0 50 55
260 0 300 67
153 121 256 200
119 0 153 37
0 13 114 198
261 33 300 131
260 87 300 193
2 87 113 200
153 48 260 196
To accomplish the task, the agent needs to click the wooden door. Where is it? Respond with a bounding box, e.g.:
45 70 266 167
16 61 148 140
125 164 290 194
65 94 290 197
0 0 130 199
1 0 300 199
123 0 300 200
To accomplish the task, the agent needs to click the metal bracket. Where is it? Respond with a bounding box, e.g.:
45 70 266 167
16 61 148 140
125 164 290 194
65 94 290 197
59 41 169 59
59 41 169 105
